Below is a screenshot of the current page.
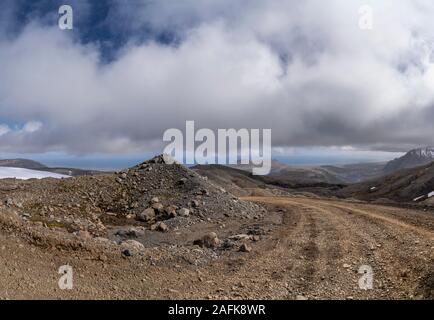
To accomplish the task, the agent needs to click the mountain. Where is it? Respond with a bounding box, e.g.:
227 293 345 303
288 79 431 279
384 147 434 174
0 159 47 169
231 160 385 184
0 158 103 176
320 162 386 183
339 161 434 203
193 164 345 198
193 164 271 197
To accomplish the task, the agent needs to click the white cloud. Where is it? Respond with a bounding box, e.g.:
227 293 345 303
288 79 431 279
22 121 43 133
0 124 10 136
0 1 433 155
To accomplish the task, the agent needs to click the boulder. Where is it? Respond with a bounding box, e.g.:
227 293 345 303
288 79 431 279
178 208 190 217
164 205 178 218
151 221 168 232
194 232 220 248
122 239 144 250
239 243 252 252
151 202 164 212
137 208 155 222
229 234 250 241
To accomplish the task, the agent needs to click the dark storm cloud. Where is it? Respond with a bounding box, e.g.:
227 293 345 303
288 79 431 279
0 0 434 155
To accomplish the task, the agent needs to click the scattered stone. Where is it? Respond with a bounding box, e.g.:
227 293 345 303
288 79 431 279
195 232 220 248
137 208 155 222
296 295 308 300
116 227 142 238
122 240 145 250
77 230 92 239
152 222 168 232
98 254 108 262
178 208 190 217
164 205 178 218
150 197 160 204
251 235 260 242
121 249 131 257
151 203 164 213
94 237 112 244
229 234 251 241
178 178 187 185
190 200 199 208
239 243 252 252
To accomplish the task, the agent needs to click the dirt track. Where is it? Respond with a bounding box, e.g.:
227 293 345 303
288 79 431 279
238 196 434 299
0 196 433 299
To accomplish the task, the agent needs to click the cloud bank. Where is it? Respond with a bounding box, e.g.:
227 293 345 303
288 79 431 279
0 0 434 155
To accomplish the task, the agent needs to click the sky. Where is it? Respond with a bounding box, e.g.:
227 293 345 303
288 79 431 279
1 0 434 169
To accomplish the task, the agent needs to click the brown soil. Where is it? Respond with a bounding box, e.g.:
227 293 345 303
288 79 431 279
1 194 433 300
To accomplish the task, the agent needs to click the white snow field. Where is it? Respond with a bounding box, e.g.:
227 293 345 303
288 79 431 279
0 167 69 180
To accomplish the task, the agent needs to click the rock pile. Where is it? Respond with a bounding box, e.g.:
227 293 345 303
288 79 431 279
0 155 265 239
112 155 265 228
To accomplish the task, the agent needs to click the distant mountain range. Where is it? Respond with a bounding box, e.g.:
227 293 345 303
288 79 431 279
384 147 434 173
0 159 47 170
2 146 434 184
230 147 434 184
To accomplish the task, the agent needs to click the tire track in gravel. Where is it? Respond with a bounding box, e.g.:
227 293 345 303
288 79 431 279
267 197 434 299
271 199 371 299
243 196 434 299
243 197 362 299
304 199 434 240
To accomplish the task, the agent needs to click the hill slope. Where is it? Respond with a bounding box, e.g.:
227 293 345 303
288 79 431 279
0 158 102 176
0 159 47 169
193 164 268 197
339 162 434 203
384 147 434 173
231 160 386 184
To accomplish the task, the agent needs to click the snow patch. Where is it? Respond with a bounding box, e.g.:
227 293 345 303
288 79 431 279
0 167 69 180
428 191 434 198
413 195 425 202
412 147 434 158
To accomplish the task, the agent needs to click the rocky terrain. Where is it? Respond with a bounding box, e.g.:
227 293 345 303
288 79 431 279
0 155 433 299
0 155 264 239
